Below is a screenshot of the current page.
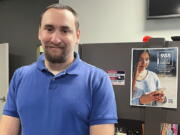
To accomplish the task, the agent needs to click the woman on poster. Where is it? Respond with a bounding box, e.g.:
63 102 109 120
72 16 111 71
131 50 166 106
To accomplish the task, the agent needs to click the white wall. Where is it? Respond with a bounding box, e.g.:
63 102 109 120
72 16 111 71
60 0 180 43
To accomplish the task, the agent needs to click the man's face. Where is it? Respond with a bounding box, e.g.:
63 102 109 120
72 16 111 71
38 8 80 63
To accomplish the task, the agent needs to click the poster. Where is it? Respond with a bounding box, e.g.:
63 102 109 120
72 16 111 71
130 48 178 108
107 70 125 85
160 123 178 135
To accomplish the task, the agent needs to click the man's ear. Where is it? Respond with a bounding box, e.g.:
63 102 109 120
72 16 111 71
76 29 80 44
38 27 41 40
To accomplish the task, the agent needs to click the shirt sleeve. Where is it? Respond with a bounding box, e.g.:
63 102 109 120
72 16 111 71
89 72 118 126
131 89 145 105
3 70 20 117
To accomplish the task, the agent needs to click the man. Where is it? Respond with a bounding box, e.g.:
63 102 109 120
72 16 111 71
0 3 117 135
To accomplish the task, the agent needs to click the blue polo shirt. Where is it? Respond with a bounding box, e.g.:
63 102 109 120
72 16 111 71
3 53 117 135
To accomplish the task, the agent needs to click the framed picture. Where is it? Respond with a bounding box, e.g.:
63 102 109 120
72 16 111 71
130 47 178 108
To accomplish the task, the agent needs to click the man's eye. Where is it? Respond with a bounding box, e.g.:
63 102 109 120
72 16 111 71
44 27 54 32
46 28 53 32
62 29 68 33
61 29 70 34
60 27 72 34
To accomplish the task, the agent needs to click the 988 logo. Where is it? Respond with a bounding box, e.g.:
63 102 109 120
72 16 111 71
158 51 172 65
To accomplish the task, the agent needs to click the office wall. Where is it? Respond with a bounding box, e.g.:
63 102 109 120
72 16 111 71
60 0 180 43
60 1 180 134
0 0 58 77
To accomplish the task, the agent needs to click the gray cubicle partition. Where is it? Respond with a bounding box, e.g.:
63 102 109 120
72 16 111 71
79 39 180 135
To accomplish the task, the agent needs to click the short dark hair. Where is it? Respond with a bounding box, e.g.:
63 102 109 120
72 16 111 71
40 3 79 30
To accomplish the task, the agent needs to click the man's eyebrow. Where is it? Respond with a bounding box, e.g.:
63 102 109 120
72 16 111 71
60 26 73 32
60 26 70 29
43 25 69 29
44 24 53 27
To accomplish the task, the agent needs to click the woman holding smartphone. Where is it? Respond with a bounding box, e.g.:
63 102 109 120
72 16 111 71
131 49 166 106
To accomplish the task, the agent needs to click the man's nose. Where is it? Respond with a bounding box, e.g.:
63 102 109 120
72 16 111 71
50 32 61 44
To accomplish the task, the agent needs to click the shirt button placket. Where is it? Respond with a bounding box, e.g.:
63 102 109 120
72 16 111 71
49 78 57 90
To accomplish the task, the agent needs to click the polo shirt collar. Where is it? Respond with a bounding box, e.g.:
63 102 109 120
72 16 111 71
36 52 82 75
66 52 82 75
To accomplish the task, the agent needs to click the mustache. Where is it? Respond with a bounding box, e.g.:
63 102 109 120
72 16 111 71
45 44 65 48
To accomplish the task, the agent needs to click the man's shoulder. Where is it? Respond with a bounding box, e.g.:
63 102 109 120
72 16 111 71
14 62 37 76
80 60 107 76
10 62 37 85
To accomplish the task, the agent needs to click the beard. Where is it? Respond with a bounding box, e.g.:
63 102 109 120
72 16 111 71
43 43 70 64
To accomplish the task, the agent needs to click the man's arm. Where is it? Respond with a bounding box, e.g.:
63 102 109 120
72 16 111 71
0 115 20 135
90 124 115 135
